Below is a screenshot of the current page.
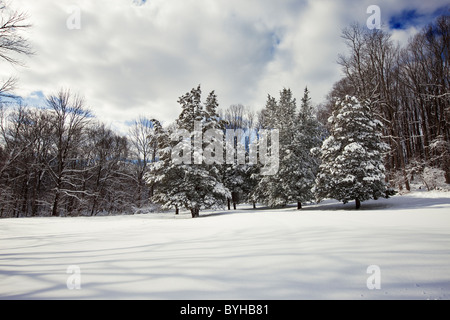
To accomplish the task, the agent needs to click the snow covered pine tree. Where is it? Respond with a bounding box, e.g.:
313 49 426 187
313 95 391 209
146 86 229 218
253 88 321 209
293 87 323 209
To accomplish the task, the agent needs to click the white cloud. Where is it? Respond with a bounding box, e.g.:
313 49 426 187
252 0 349 106
1 0 446 133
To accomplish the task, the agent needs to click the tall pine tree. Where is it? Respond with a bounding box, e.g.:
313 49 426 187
253 88 321 208
313 95 391 209
146 85 229 217
291 87 322 209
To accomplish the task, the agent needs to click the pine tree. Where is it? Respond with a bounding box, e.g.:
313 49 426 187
291 87 322 209
263 88 297 207
313 95 391 209
250 94 279 206
144 119 184 214
146 85 229 218
299 86 313 123
252 88 321 208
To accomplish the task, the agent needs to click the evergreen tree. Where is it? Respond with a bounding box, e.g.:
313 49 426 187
313 95 391 209
299 86 313 123
146 85 229 218
263 88 297 207
250 94 278 206
252 88 321 208
144 119 182 214
291 87 322 209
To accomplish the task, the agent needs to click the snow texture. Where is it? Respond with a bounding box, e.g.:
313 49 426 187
1 190 449 300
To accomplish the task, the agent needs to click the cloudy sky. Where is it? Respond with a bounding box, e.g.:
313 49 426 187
1 0 448 133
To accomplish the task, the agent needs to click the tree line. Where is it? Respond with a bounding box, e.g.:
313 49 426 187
323 15 449 190
1 2 448 218
0 91 162 217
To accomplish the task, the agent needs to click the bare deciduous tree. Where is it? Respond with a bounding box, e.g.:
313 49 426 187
0 1 33 98
332 15 449 189
128 116 160 210
46 89 92 216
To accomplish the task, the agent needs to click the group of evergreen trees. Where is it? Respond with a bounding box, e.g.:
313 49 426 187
145 85 392 217
252 88 322 209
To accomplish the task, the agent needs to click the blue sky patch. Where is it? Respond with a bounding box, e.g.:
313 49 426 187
389 5 449 30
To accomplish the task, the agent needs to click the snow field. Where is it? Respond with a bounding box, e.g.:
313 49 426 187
1 191 449 299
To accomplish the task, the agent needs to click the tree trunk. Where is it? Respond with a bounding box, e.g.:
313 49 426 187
149 183 154 199
52 171 63 216
253 202 256 209
231 191 239 210
403 169 410 191
355 198 361 209
136 181 142 210
190 207 199 218
297 201 302 210
31 170 42 217
21 174 29 216
175 206 179 215
91 198 98 216
445 170 450 184
227 198 231 210
52 190 60 217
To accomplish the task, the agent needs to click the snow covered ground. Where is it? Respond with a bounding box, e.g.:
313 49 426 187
1 190 449 300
